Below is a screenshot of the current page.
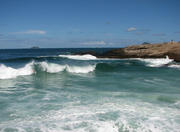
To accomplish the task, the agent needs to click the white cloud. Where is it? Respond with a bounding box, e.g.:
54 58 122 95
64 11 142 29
128 27 136 32
81 41 106 45
13 30 46 35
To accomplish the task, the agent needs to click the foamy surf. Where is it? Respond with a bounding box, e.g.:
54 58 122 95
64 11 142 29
168 64 180 69
0 62 34 79
0 61 96 79
137 56 174 67
66 65 96 73
59 54 97 60
39 61 96 74
39 62 66 73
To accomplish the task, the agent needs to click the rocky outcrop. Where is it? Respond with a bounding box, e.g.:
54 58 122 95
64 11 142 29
99 42 180 62
79 42 180 62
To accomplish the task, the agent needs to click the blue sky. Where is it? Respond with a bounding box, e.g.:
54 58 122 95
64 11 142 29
0 0 180 48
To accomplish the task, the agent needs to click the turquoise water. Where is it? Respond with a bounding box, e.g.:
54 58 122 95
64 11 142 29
0 49 180 132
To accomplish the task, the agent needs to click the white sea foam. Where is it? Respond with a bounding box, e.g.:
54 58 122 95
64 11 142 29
0 61 95 79
138 56 173 67
168 64 180 69
1 97 179 132
59 54 97 60
0 62 34 79
39 61 96 74
66 65 96 73
39 62 66 73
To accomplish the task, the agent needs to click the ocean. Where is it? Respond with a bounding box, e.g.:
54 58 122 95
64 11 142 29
0 48 180 132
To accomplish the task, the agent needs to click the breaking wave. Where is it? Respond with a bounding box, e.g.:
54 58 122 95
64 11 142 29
59 54 97 60
0 61 96 79
0 62 34 79
168 64 180 69
39 62 66 73
0 56 179 80
137 56 174 67
39 61 96 73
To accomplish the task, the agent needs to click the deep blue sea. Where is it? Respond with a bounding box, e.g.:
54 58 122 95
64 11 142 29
0 48 180 132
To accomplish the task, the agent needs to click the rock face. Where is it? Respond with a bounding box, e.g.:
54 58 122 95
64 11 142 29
98 42 180 62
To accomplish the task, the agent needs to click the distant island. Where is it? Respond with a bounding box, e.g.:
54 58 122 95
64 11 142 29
30 46 40 49
79 41 180 62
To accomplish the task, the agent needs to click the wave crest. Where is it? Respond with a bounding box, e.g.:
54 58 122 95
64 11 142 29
0 61 96 79
168 64 180 69
0 62 34 79
66 65 95 73
39 62 66 73
39 62 95 74
59 54 97 60
137 56 173 67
